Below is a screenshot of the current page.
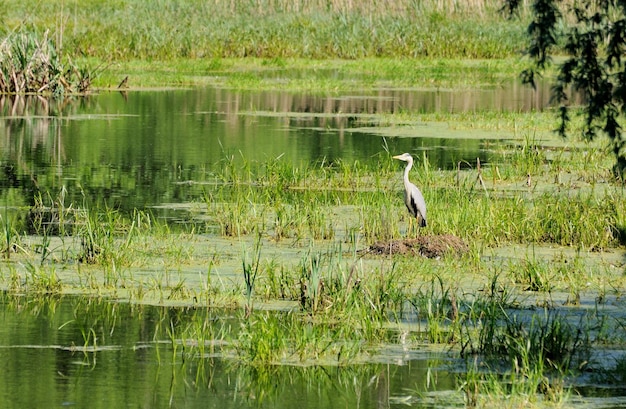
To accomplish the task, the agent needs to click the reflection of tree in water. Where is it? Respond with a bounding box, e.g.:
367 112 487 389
0 95 99 214
0 94 94 117
0 95 98 177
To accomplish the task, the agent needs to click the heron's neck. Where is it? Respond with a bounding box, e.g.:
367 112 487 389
404 160 413 184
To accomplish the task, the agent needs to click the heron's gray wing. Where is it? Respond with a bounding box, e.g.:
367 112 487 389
406 183 427 226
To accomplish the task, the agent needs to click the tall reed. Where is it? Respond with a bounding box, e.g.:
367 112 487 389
242 232 263 316
0 30 95 96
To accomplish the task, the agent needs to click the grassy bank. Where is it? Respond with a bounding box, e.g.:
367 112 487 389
92 57 531 91
3 0 528 62
1 0 534 91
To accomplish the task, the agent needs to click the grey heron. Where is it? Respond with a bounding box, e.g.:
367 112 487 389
393 153 427 232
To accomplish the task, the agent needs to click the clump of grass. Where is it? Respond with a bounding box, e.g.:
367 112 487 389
304 202 335 240
235 311 290 365
456 274 590 406
260 154 306 190
75 205 136 267
295 243 363 314
0 30 95 96
1 207 21 260
460 355 569 408
204 188 262 237
462 300 591 374
271 202 301 240
235 309 363 365
409 275 460 344
242 232 263 316
299 250 325 313
509 257 553 292
22 262 62 294
261 259 298 301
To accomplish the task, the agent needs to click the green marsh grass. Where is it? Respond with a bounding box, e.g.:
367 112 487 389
2 136 626 406
1 208 18 260
456 283 593 405
461 298 592 373
299 250 325 313
242 232 263 315
235 308 369 365
4 1 537 92
509 256 553 292
409 275 461 344
0 29 95 96
9 0 527 63
460 357 569 408
22 262 62 294
74 204 144 272
205 188 262 237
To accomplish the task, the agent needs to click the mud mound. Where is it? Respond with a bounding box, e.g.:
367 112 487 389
366 234 469 258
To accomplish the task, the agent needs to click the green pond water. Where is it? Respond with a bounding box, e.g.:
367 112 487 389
2 85 626 408
1 84 543 215
0 294 461 409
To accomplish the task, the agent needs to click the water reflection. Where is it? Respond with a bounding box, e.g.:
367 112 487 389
227 80 552 115
0 294 458 409
0 83 543 212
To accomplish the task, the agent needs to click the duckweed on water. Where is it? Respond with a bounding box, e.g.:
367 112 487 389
2 142 626 405
3 0 626 405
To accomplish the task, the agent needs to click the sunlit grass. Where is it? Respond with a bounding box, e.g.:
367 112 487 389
91 57 535 91
3 1 626 403
186 149 624 250
6 0 528 61
1 135 626 406
3 0 534 93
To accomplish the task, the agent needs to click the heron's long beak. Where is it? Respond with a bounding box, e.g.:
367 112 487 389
392 155 401 160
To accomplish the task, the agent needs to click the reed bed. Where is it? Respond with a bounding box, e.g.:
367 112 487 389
2 1 623 404
4 145 624 268
0 30 93 96
5 0 529 62
189 150 625 251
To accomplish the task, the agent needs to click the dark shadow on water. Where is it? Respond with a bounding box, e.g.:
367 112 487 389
614 225 626 247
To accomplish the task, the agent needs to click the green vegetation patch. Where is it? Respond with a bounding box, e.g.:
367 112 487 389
3 0 528 61
90 57 532 91
0 30 95 96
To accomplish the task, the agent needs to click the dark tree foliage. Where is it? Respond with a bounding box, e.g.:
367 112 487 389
504 0 626 178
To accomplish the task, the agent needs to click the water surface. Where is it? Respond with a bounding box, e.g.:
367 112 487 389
4 85 625 408
0 295 459 409
1 83 545 213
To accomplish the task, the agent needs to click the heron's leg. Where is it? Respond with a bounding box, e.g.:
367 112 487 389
407 217 413 238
